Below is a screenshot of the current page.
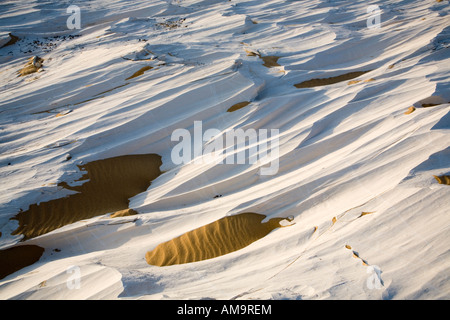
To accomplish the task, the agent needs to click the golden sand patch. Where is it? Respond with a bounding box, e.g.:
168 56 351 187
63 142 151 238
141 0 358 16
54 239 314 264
405 106 416 115
261 56 281 68
0 245 45 280
294 71 372 88
348 78 376 85
146 213 291 267
19 56 44 77
55 110 72 118
227 101 251 112
351 250 369 266
125 66 153 80
434 175 450 185
243 49 281 68
110 208 139 218
11 154 162 240
359 212 374 218
245 49 259 57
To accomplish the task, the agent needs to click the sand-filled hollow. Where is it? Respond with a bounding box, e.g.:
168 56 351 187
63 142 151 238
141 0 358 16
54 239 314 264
11 154 162 240
243 49 281 68
294 71 372 88
0 245 45 280
145 213 290 267
125 66 153 80
110 208 139 218
227 101 251 112
261 56 281 68
434 175 450 185
405 106 416 115
19 56 44 77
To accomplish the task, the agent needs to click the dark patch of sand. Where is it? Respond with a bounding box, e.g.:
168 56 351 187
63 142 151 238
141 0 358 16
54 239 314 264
294 71 372 88
227 101 251 112
0 245 45 280
11 154 162 240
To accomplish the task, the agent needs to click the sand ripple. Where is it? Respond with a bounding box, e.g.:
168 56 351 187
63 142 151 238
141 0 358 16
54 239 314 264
146 213 289 267
11 154 162 240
